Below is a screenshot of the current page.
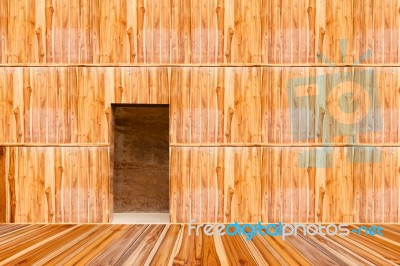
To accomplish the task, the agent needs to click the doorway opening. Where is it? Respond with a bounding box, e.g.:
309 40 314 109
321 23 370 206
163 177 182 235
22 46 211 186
111 104 169 223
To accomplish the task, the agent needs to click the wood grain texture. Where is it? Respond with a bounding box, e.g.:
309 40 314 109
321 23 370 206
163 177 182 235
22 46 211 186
0 146 109 223
0 67 168 144
170 66 398 145
0 66 398 145
0 224 398 265
0 66 400 223
0 0 399 63
0 147 5 222
170 146 400 223
0 0 398 227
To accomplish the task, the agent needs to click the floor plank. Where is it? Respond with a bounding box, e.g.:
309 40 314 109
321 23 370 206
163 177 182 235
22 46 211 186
0 224 398 265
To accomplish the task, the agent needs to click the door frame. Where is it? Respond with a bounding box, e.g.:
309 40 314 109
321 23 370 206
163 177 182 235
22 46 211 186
109 103 170 222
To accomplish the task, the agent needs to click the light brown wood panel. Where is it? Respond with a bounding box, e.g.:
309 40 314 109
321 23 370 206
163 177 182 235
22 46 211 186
1 66 398 145
0 146 109 223
0 224 399 265
1 66 399 224
0 147 5 222
0 67 168 144
0 0 399 63
170 66 399 145
170 146 400 223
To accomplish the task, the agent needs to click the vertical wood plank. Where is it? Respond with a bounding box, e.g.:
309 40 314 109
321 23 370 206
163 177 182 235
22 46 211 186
190 148 201 221
0 147 6 222
53 0 62 63
0 69 4 143
200 0 209 63
69 0 78 63
160 0 170 63
200 147 209 222
0 0 7 63
143 0 153 63
208 147 217 222
9 147 16 222
54 147 63 222
170 147 178 223
208 0 217 62
191 0 201 63
61 148 72 222
92 0 100 63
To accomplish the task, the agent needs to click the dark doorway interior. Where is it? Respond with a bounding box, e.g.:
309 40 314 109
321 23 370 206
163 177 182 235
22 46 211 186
112 104 169 213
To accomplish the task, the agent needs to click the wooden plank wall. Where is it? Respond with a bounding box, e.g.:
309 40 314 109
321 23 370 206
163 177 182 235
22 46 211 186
0 67 398 146
0 0 399 64
170 146 400 223
0 0 399 223
0 146 109 223
0 66 399 223
169 66 400 223
0 67 169 144
0 67 168 223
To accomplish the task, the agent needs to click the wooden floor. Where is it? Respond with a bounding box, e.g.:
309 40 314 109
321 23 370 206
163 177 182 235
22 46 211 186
0 224 399 265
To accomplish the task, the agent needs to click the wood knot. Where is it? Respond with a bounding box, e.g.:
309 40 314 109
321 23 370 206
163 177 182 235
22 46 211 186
172 259 185 265
49 7 54 13
307 6 312 13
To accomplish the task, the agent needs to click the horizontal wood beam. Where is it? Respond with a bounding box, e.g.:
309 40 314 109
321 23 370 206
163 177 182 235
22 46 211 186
3 143 400 148
170 143 400 147
0 143 110 147
1 64 400 67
